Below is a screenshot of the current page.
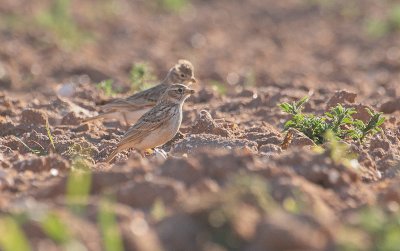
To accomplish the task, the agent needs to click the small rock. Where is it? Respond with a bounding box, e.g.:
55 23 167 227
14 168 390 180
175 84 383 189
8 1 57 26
0 159 11 168
171 134 258 155
190 110 232 137
160 158 203 185
71 123 90 132
57 83 76 97
190 178 220 193
12 154 69 172
249 212 331 251
259 144 282 155
258 136 282 147
286 129 316 149
62 111 83 125
0 121 16 137
349 104 373 122
20 109 48 126
326 90 357 109
156 214 200 251
377 154 400 178
380 98 400 114
371 148 386 159
370 134 391 152
114 178 185 209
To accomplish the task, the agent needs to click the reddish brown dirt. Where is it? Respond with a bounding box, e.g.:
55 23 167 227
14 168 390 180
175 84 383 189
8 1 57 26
1 0 400 250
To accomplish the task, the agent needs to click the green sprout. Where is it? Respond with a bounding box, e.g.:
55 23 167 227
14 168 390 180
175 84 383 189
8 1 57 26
338 207 400 251
159 0 189 12
36 0 89 49
279 97 385 144
0 217 32 251
348 109 385 142
150 199 167 222
324 130 357 168
97 79 117 97
325 104 356 136
210 80 228 96
244 70 257 87
14 137 43 155
66 170 92 214
129 63 156 92
365 4 400 38
45 119 56 151
279 96 309 115
40 212 71 244
98 198 124 251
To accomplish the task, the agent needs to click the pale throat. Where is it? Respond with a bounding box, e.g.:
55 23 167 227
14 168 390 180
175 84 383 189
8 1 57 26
160 97 181 106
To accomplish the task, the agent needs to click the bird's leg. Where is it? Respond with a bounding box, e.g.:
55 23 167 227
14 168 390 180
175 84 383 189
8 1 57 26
137 149 154 158
122 114 129 129
138 150 146 158
154 148 168 159
144 149 154 156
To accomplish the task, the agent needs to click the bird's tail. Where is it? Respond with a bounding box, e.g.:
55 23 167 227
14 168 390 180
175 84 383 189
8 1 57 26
82 111 113 123
105 147 120 163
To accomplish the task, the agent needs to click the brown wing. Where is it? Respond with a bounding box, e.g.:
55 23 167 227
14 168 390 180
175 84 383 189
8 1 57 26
116 104 175 147
102 84 168 111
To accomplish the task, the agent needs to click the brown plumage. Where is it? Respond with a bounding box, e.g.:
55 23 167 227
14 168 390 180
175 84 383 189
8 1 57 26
82 60 196 124
105 84 195 163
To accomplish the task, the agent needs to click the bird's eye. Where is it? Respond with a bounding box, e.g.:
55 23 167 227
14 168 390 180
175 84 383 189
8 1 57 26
180 74 185 78
177 88 183 93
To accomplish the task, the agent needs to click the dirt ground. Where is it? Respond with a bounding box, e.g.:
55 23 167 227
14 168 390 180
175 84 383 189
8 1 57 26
1 0 400 250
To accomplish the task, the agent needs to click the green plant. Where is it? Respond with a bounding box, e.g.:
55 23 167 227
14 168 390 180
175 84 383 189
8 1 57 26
65 142 94 162
65 142 94 213
45 119 56 151
390 5 400 29
158 0 188 12
221 174 273 213
279 97 385 144
36 0 89 49
210 80 228 96
365 4 400 38
129 63 156 92
14 137 43 155
98 199 124 251
97 79 117 97
0 217 32 251
323 130 357 168
279 96 309 115
338 207 400 251
348 108 386 142
150 199 167 221
14 121 56 156
365 18 391 38
244 70 256 87
40 212 71 244
66 170 92 214
304 0 333 8
325 104 356 137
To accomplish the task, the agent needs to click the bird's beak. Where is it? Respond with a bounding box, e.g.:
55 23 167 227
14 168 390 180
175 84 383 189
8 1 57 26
188 88 195 95
186 77 197 85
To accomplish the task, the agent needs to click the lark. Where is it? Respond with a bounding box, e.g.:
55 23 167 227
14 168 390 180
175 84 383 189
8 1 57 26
105 84 195 163
83 60 196 125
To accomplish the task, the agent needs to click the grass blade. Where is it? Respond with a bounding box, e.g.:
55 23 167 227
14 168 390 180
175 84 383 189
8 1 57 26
0 217 32 251
98 199 124 251
66 170 92 214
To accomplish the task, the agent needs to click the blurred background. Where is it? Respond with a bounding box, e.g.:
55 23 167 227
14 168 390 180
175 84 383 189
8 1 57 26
0 0 399 103
1 1 400 251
